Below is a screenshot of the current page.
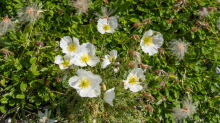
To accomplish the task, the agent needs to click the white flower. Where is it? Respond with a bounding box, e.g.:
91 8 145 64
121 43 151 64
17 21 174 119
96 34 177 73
123 68 145 92
0 15 15 35
101 50 117 69
140 29 164 56
172 96 196 121
54 54 75 69
60 36 81 56
74 43 99 67
69 69 102 97
168 38 190 60
113 62 120 73
97 17 118 34
38 108 57 123
104 87 115 106
94 5 117 20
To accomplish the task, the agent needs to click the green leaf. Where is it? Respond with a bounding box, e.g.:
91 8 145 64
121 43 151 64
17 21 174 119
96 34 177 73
1 98 8 104
31 64 39 75
14 58 22 70
20 82 27 92
9 100 15 106
130 18 140 22
0 105 6 114
16 94 25 99
30 57 37 64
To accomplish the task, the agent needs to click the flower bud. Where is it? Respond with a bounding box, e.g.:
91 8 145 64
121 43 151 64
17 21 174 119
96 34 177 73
185 87 194 93
104 0 108 4
173 4 181 12
137 110 140 115
161 95 167 101
102 83 106 91
128 61 138 68
202 22 209 28
132 34 140 41
142 18 151 25
35 41 42 47
146 105 154 113
191 27 197 32
89 19 94 23
133 22 142 28
1 48 9 55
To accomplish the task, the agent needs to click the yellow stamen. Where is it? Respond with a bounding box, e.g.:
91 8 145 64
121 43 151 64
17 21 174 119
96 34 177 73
79 78 90 89
143 36 153 46
68 44 76 52
109 56 114 62
81 54 91 63
62 59 70 68
103 24 110 31
129 76 138 85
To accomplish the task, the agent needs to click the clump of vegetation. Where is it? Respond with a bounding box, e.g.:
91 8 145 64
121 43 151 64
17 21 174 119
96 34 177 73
0 0 220 122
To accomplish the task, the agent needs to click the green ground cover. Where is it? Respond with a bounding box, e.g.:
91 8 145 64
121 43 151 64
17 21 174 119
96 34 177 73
0 0 220 122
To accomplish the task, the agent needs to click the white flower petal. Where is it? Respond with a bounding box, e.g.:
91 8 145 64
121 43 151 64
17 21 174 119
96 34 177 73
97 19 107 34
101 59 110 69
69 76 80 88
108 17 118 29
48 119 57 123
87 57 100 67
60 36 72 49
129 84 143 92
143 29 154 38
109 50 117 59
104 87 115 106
54 55 63 64
38 111 43 118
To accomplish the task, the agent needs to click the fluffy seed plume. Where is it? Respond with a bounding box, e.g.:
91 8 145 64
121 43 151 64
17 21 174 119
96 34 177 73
168 38 190 60
197 7 209 18
70 0 91 15
217 17 220 30
94 4 117 20
172 96 196 121
17 1 44 25
0 15 15 35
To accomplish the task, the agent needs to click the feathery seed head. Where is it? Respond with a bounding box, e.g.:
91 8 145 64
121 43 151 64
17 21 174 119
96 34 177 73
94 5 117 20
70 0 91 15
197 7 209 18
0 15 15 35
168 38 190 60
217 17 220 30
172 96 196 121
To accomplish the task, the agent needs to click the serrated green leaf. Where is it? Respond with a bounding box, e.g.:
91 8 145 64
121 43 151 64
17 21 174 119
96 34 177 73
30 57 37 64
1 98 8 104
0 105 6 114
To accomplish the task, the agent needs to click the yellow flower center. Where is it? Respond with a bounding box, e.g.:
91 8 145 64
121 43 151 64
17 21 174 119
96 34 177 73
68 44 76 52
143 36 153 46
39 116 47 123
109 56 114 62
129 76 138 85
62 59 70 68
103 24 110 31
79 78 90 89
81 54 91 63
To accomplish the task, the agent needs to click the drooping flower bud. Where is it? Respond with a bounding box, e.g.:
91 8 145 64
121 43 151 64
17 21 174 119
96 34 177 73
132 34 140 41
133 22 142 28
102 83 106 91
191 27 197 32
